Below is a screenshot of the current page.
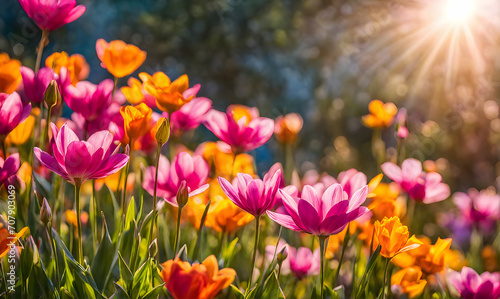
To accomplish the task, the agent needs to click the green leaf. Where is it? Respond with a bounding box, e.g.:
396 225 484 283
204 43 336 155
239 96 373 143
222 237 240 268
33 171 54 201
91 214 116 292
131 259 154 299
261 272 284 299
230 285 245 299
244 285 258 299
113 282 131 299
140 283 166 299
118 252 134 292
124 197 136 231
355 245 381 299
333 285 345 299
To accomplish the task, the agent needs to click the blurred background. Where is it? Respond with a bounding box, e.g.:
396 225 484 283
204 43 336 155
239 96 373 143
2 0 500 192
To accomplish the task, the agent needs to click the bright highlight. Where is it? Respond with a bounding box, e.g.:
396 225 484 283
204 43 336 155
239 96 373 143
444 0 476 23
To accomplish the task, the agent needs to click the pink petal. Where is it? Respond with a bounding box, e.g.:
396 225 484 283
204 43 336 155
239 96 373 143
267 211 301 231
297 199 321 235
381 162 402 183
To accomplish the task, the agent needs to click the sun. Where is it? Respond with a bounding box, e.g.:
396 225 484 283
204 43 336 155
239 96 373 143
444 0 476 23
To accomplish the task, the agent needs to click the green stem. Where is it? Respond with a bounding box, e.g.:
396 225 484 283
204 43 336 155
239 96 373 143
58 180 65 234
173 206 183 256
248 216 261 291
35 30 49 73
91 179 98 254
382 258 390 299
319 236 327 299
47 225 60 288
333 227 350 287
40 107 52 150
112 76 118 100
75 183 83 265
149 145 161 247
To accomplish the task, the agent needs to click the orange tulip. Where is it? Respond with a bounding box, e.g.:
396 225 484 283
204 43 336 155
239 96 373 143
161 255 236 299
120 103 152 145
141 72 198 113
196 141 255 179
325 223 357 259
374 216 421 259
65 210 89 228
362 100 398 129
45 51 89 85
121 77 155 108
95 171 135 193
5 115 35 145
368 183 403 222
274 113 303 144
392 236 452 275
96 39 146 78
0 53 22 94
391 266 427 298
446 249 467 271
0 226 29 258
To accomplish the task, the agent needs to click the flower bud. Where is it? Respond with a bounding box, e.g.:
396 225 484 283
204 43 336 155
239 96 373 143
176 180 189 208
149 238 158 258
155 117 170 145
40 198 52 226
277 245 288 265
44 80 61 109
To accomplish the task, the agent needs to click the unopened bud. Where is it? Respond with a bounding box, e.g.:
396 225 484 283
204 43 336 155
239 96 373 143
155 117 170 145
44 80 61 109
149 238 158 258
277 245 288 265
176 181 189 208
40 198 52 226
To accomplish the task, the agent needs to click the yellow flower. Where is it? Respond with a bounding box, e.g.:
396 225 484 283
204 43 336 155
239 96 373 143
65 210 89 228
45 51 89 85
121 77 147 105
482 246 498 272
197 141 255 179
274 113 303 144
0 53 22 94
446 249 467 271
362 100 398 129
5 115 35 145
392 236 452 276
141 72 195 113
325 223 357 259
120 103 153 145
96 39 147 78
374 216 422 259
0 226 29 258
391 266 427 298
368 183 403 222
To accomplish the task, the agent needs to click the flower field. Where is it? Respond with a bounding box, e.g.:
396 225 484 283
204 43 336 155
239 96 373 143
1 0 500 298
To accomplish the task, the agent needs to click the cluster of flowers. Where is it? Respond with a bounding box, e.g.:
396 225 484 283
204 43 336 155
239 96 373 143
1 0 500 298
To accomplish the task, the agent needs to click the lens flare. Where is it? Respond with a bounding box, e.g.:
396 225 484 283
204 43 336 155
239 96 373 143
444 0 475 23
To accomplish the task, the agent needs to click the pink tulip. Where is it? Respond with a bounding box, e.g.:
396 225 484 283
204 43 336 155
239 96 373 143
337 169 369 199
0 153 21 187
203 105 274 153
448 267 500 299
288 247 321 280
381 158 450 204
18 0 86 31
63 79 114 121
169 97 212 136
454 188 500 231
267 183 369 236
19 66 56 104
218 170 282 217
143 152 209 207
34 123 129 185
0 92 31 136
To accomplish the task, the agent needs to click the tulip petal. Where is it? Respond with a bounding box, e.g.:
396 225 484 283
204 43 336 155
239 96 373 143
381 162 402 183
267 211 301 231
297 199 320 234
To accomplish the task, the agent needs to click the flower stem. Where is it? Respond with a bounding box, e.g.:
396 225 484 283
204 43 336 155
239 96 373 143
91 179 98 253
149 145 162 248
75 182 83 265
333 226 350 287
35 30 49 73
382 258 390 299
173 205 183 256
121 144 132 231
248 215 261 292
319 235 327 299
40 107 52 150
1 137 7 158
112 76 118 101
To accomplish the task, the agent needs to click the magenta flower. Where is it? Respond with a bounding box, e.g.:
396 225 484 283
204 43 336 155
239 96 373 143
267 183 369 236
288 247 321 280
64 79 114 121
143 152 209 207
19 66 56 104
0 153 21 187
381 158 450 204
169 97 212 136
18 0 86 31
218 170 282 217
203 105 274 153
0 92 31 136
337 169 369 199
454 188 500 231
34 123 129 185
448 267 500 299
